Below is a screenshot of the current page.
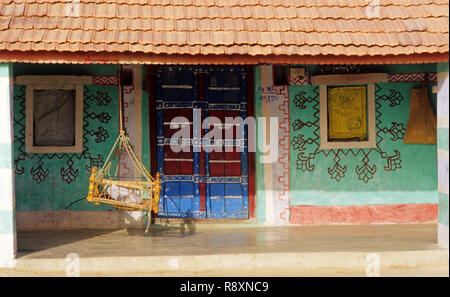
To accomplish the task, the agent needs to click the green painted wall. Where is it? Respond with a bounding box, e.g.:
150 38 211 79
289 67 438 207
12 64 155 212
141 67 151 172
253 64 438 218
13 83 119 211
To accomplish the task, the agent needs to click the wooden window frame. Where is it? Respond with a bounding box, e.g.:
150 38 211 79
311 73 388 150
16 76 91 154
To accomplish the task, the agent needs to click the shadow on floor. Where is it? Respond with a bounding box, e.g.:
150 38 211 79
16 229 120 258
127 217 197 238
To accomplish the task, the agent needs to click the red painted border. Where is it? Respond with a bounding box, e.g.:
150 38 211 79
290 204 438 225
388 72 438 83
92 75 119 86
247 65 256 219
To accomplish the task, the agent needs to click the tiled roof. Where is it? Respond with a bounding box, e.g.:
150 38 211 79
0 0 448 64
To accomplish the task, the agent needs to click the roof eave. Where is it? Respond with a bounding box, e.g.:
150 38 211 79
1 51 448 65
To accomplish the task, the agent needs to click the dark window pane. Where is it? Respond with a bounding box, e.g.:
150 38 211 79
273 65 289 86
120 69 133 86
33 89 76 146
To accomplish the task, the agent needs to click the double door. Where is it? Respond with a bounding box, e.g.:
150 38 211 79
155 66 249 219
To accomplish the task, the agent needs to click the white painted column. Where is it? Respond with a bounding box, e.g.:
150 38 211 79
437 63 449 249
0 63 16 267
260 65 290 225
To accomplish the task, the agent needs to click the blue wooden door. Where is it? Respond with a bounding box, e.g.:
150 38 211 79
155 66 249 219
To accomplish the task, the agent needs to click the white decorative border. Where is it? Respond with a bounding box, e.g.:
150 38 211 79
17 76 86 154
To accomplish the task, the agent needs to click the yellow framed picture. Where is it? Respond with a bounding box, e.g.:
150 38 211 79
327 86 367 141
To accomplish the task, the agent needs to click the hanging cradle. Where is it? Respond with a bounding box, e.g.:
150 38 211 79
86 66 161 232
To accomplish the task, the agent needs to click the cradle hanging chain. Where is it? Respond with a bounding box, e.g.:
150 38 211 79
99 131 155 183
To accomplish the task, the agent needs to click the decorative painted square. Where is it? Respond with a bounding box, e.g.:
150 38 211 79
289 67 308 85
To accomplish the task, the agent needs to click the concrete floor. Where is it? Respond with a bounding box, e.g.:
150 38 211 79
2 222 449 276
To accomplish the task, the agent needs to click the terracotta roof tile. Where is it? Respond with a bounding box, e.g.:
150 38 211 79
258 32 281 45
33 16 58 29
187 31 212 45
185 5 206 18
129 43 153 53
43 29 69 43
24 3 47 17
117 30 139 43
30 41 55 51
175 19 198 31
8 41 31 51
80 42 105 52
0 16 11 30
211 30 234 45
266 19 290 32
225 45 249 55
105 42 127 52
0 0 448 62
106 18 129 30
403 19 427 31
9 16 26 29
19 28 44 42
230 6 251 18
81 3 95 18
128 18 150 30
251 6 274 19
148 5 163 18
154 19 175 31
198 19 222 31
58 17 79 30
94 3 116 18
83 17 105 30
56 42 80 52
164 31 187 45
7 29 22 42
222 19 244 31
274 6 297 18
68 30 92 43
2 2 25 16
288 19 314 31
243 19 267 31
272 45 296 56
235 31 258 44
0 29 9 43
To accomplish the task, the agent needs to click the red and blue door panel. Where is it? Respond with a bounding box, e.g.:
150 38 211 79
155 66 249 219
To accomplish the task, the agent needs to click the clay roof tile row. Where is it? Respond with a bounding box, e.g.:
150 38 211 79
1 0 447 7
3 16 449 33
3 3 449 19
